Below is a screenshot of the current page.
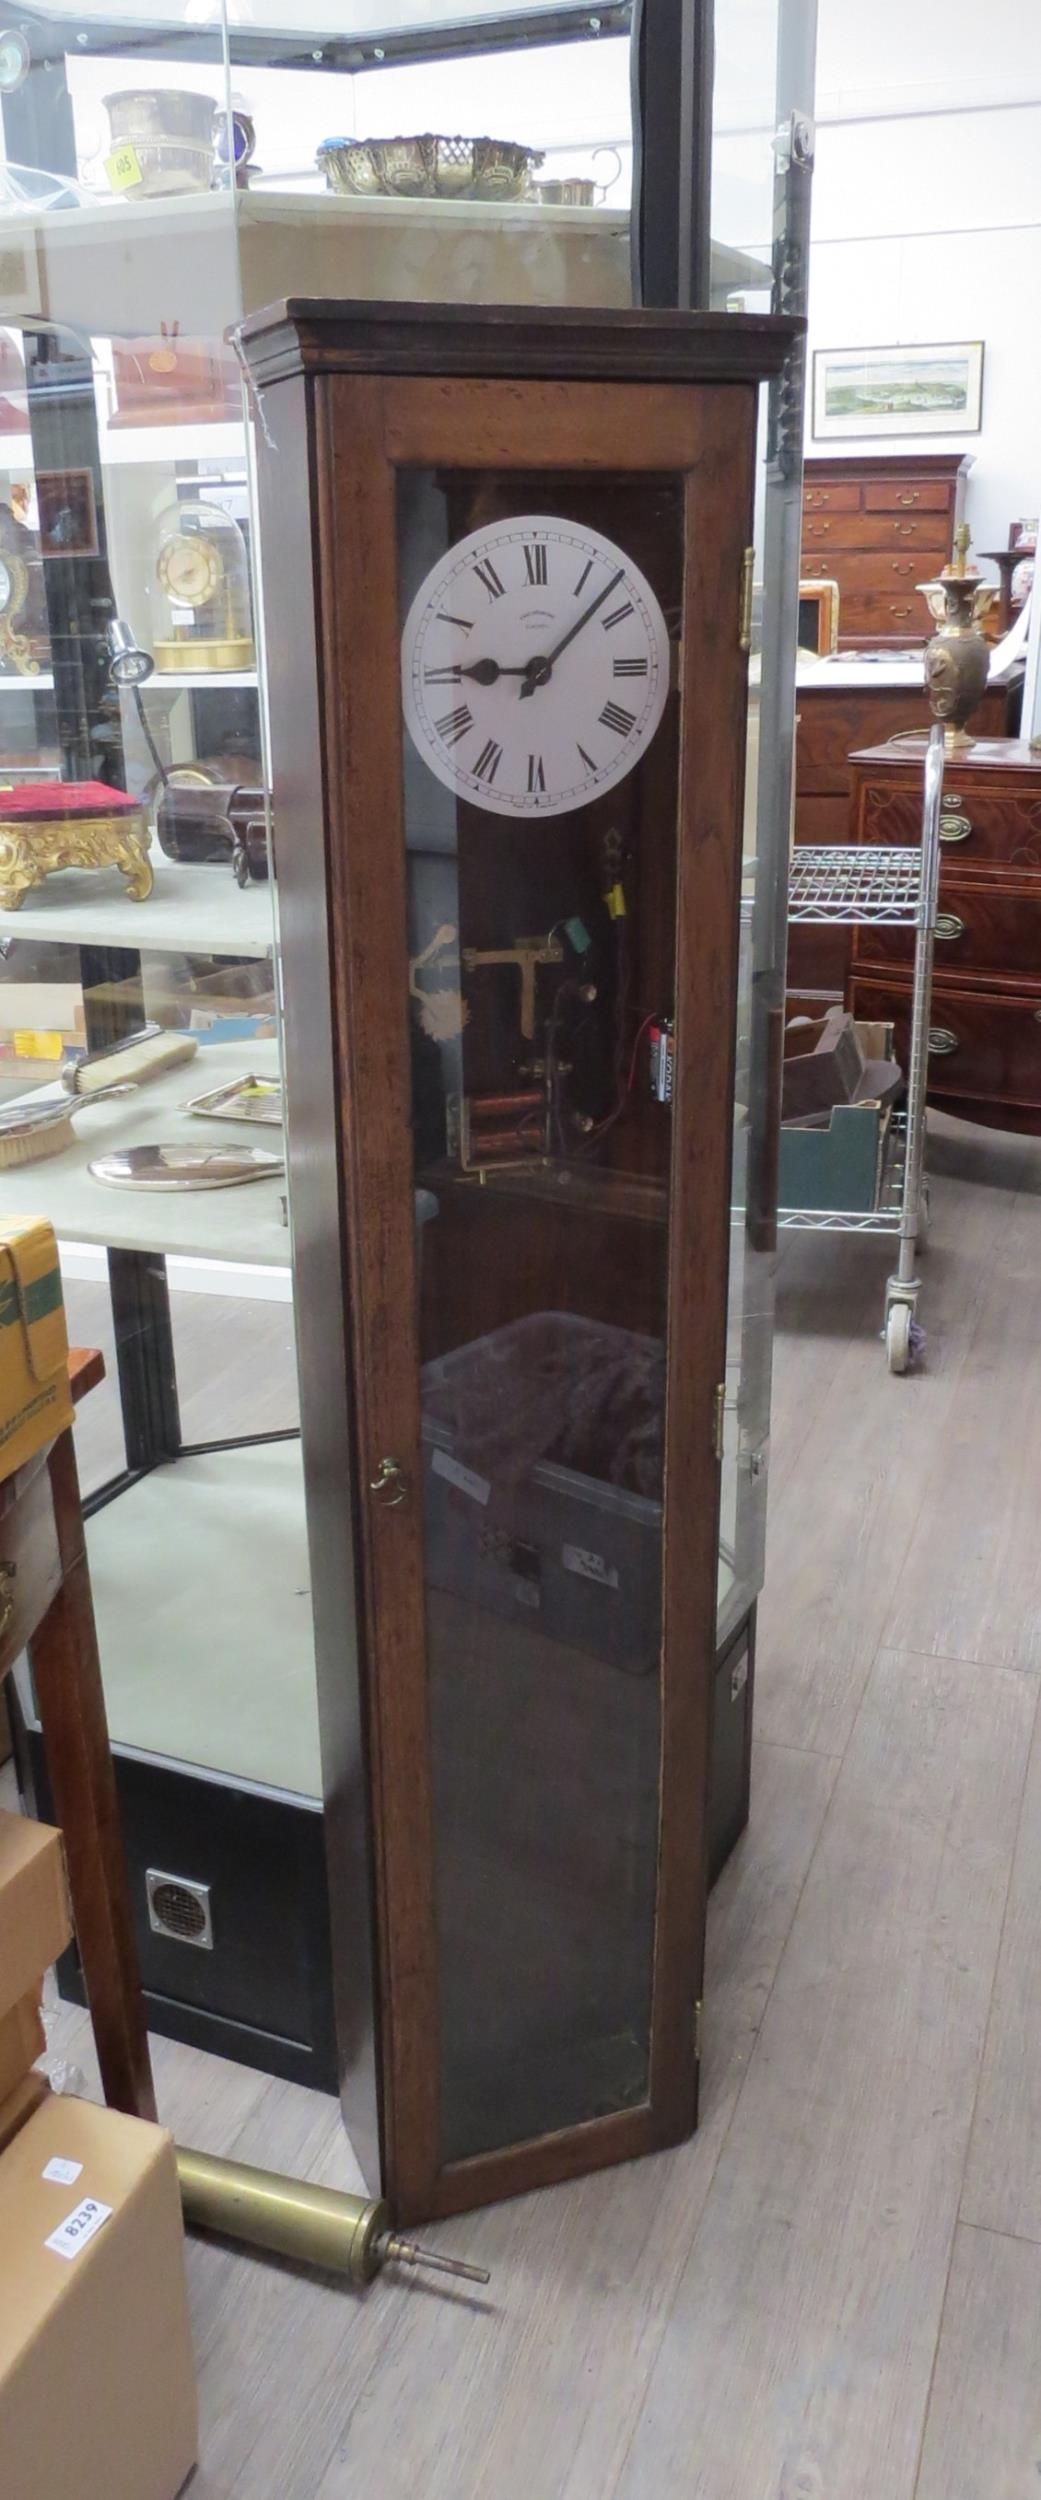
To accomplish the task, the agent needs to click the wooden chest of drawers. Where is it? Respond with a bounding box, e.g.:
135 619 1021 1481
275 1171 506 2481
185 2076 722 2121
848 737 1041 1132
801 453 970 649
787 677 1010 1002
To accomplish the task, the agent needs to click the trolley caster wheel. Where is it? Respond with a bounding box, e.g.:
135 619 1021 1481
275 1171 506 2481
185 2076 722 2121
886 1303 912 1374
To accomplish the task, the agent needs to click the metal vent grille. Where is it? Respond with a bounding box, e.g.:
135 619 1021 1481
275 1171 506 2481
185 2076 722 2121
146 1869 214 1950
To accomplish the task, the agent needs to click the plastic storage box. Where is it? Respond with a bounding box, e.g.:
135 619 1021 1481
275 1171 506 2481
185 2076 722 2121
421 1313 665 1675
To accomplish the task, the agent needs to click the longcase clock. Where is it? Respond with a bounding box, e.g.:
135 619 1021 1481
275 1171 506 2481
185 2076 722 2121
241 299 795 2224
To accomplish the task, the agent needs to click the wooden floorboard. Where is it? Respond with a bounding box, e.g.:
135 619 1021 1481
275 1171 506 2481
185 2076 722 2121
914 2223 1041 2500
755 1140 1015 1757
960 1676 1041 2241
883 1190 1041 1675
610 1648 1033 2500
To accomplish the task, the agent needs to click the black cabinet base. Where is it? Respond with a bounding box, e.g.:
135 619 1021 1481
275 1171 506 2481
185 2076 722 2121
27 1601 753 2101
26 1736 337 2094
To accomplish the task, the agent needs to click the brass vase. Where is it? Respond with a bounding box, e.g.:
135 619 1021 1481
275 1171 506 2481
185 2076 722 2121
918 523 996 751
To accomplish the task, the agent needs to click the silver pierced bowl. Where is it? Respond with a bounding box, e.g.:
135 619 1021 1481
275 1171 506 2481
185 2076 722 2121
316 133 543 202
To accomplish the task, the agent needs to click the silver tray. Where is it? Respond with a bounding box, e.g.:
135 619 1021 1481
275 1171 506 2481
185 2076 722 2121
186 1073 283 1126
89 1144 283 1192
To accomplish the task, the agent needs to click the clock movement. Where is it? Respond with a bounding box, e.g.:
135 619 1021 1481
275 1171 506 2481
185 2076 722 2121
242 297 795 2223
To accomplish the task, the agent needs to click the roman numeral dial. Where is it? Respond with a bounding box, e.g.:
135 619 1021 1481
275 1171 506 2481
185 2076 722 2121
401 513 670 819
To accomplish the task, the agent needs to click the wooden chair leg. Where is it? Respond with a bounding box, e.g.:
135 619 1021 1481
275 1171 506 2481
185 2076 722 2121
30 1439 157 2122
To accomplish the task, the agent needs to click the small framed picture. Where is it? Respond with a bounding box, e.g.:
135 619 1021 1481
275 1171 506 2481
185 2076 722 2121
35 468 99 558
812 342 984 441
797 579 840 656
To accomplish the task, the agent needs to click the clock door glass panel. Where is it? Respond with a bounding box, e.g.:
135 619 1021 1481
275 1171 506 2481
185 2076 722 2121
398 468 682 2162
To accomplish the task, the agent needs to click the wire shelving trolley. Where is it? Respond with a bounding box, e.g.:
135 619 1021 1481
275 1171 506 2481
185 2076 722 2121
780 720 945 1374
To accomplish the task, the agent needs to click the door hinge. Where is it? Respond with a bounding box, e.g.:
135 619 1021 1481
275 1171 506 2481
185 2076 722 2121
712 1381 726 1463
739 546 755 652
693 1999 703 2063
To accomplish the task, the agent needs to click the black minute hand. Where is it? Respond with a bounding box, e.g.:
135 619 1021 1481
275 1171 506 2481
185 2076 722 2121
519 567 625 699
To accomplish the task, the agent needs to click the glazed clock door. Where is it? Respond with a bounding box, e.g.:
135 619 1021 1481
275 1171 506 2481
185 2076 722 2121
245 314 780 2225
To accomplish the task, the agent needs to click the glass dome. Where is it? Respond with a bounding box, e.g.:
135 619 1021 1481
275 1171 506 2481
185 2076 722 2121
153 494 254 673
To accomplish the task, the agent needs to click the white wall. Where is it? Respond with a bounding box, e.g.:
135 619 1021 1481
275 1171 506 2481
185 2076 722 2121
806 1 1041 554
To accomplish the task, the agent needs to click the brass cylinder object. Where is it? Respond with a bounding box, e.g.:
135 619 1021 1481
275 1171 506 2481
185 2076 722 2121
176 2147 489 2289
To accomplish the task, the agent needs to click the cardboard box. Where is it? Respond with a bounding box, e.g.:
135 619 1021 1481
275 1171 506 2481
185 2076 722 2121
779 1099 893 1214
0 1989 45 2104
0 1218 73 1477
0 1811 72 2020
0 2094 198 2500
0 2069 48 2155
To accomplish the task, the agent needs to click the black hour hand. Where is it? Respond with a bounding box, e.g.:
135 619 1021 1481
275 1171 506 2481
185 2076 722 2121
459 658 534 687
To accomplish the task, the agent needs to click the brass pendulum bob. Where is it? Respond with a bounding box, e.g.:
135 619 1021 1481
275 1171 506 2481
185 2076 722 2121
176 2146 490 2289
917 521 997 752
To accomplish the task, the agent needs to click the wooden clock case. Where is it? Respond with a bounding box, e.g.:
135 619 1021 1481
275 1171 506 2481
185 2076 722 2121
240 300 795 2224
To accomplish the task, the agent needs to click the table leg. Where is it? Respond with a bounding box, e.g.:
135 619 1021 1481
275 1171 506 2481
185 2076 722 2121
29 1431 157 2122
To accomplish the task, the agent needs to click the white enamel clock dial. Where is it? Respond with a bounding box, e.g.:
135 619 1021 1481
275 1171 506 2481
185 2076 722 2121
401 514 670 818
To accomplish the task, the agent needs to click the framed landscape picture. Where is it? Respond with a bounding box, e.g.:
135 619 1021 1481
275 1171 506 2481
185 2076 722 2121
812 342 984 440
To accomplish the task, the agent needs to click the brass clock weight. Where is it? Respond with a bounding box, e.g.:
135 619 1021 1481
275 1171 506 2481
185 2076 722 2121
176 2147 489 2291
918 522 996 750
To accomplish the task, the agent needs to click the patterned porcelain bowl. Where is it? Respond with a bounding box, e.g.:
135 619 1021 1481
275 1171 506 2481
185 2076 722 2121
316 133 543 202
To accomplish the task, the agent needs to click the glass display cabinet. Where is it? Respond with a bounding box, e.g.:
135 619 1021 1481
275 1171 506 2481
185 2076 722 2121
1 0 814 2154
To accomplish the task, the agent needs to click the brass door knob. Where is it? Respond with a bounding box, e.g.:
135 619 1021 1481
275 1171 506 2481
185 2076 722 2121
369 1456 409 1508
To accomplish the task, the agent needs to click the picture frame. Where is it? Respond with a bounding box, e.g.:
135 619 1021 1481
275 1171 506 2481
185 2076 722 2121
812 342 984 441
35 468 99 558
797 578 840 657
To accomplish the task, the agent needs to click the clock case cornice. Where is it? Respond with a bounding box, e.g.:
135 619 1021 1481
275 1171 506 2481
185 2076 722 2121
237 300 801 394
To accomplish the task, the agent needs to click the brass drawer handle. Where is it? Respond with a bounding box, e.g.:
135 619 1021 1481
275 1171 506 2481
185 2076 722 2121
369 1456 409 1509
890 604 913 618
891 560 915 575
940 811 973 843
897 492 920 505
934 912 965 941
929 1028 960 1055
0 1559 15 1644
894 523 915 536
